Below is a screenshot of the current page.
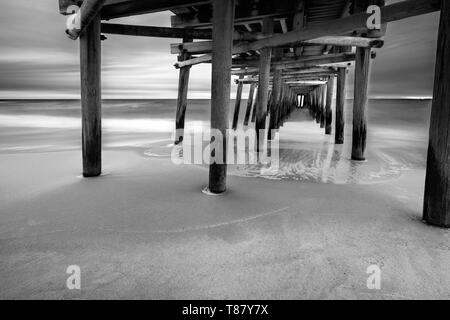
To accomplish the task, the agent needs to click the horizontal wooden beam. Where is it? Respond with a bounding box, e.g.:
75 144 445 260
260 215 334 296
178 51 358 69
231 68 259 76
171 35 383 55
172 13 292 29
286 80 327 86
101 0 210 19
175 0 440 68
230 66 335 76
171 40 213 54
230 53 361 70
101 23 213 39
284 72 337 78
304 36 384 48
283 67 336 75
235 70 337 81
273 53 361 69
101 23 264 41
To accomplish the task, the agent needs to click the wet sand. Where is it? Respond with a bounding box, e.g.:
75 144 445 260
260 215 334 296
1 99 449 299
1 147 450 299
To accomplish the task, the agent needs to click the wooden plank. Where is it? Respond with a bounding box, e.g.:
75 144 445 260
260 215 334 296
232 0 439 53
178 0 440 66
208 0 234 194
335 67 346 144
80 14 102 177
351 47 371 161
423 0 450 227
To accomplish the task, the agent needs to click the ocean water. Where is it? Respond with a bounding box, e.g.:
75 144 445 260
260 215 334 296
0 99 431 184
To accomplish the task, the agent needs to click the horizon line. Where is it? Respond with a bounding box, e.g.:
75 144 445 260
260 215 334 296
0 97 433 101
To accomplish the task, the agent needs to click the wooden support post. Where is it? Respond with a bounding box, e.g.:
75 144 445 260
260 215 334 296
352 47 371 161
335 67 346 144
175 38 192 145
325 76 335 135
80 14 101 177
311 90 316 118
251 86 259 123
276 85 283 128
243 83 256 126
423 1 450 228
293 0 306 56
232 75 244 130
268 49 283 140
208 0 235 194
320 85 326 129
256 17 273 151
279 85 287 127
314 89 321 124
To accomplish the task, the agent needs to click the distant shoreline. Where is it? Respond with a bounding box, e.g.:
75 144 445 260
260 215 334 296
0 98 433 102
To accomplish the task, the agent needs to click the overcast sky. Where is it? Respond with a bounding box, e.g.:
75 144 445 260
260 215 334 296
0 0 440 99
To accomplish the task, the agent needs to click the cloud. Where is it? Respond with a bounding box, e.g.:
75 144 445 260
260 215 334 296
0 0 441 99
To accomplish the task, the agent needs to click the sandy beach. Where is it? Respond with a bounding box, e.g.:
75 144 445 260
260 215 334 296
1 99 449 299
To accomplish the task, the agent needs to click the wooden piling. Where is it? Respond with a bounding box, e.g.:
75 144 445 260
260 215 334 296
256 17 273 151
232 75 244 130
320 85 326 129
174 38 192 145
268 49 283 140
423 0 450 228
251 86 259 123
325 76 335 135
335 67 346 144
352 47 371 161
315 88 321 124
243 83 256 126
208 0 235 194
80 14 102 177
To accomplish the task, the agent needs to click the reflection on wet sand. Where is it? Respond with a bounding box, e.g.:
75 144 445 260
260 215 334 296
146 100 429 185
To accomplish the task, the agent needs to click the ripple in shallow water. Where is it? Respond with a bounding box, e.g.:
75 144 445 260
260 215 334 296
143 139 426 185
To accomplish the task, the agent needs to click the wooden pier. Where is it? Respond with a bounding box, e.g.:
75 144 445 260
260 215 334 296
59 0 448 227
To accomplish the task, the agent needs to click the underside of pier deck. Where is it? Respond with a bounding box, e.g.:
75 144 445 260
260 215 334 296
59 0 448 227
